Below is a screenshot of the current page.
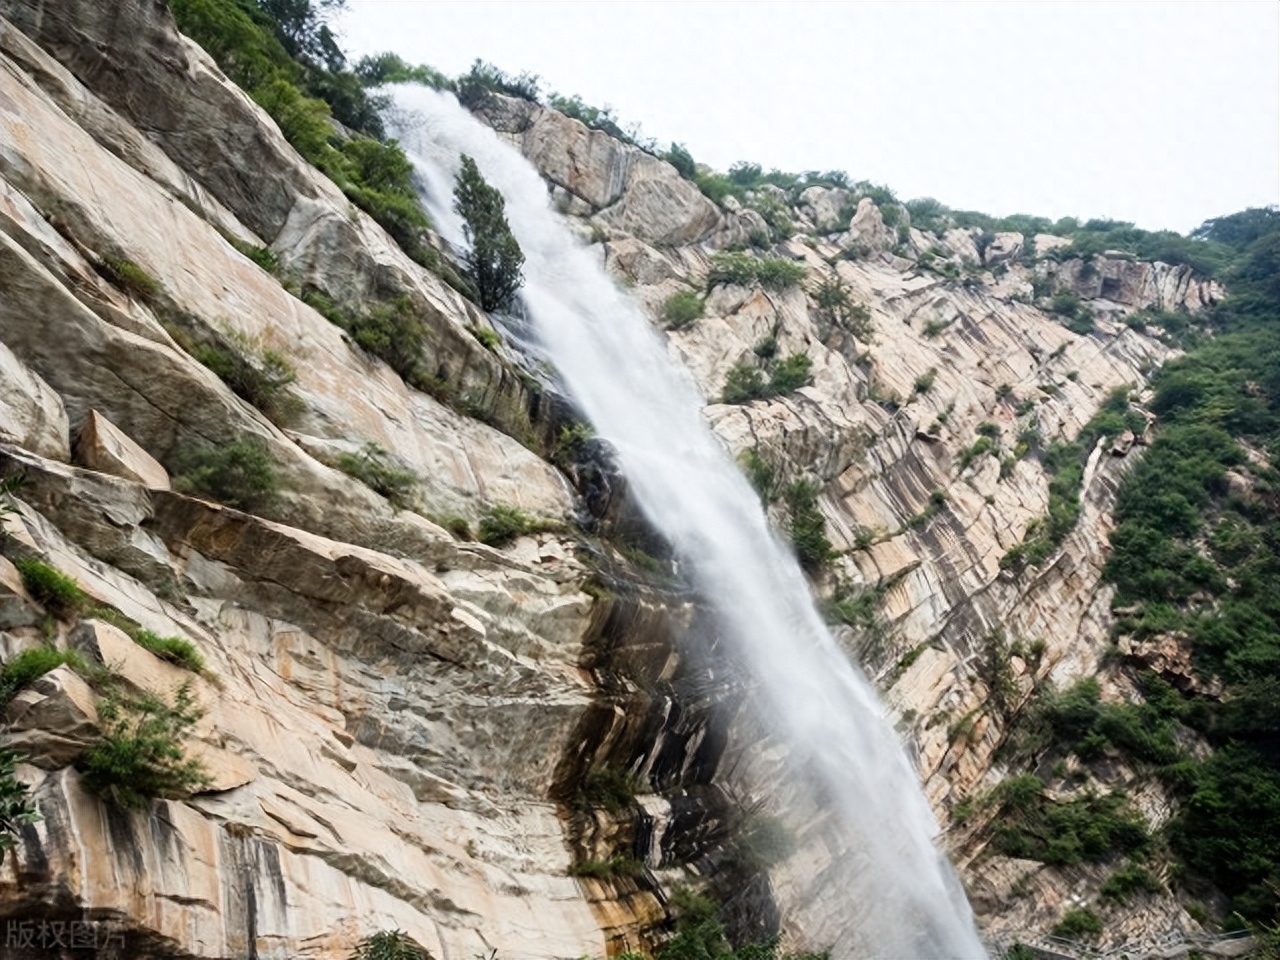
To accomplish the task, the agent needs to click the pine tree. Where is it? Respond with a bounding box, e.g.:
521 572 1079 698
452 155 525 313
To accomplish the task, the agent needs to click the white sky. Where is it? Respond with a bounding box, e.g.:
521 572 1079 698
337 1 1279 234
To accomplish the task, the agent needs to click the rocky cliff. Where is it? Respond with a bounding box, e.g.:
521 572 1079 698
0 2 1235 957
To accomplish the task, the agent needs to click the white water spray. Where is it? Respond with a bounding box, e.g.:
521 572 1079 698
390 88 986 959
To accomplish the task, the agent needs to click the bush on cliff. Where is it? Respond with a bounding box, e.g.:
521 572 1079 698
0 747 38 851
79 682 210 809
173 437 281 513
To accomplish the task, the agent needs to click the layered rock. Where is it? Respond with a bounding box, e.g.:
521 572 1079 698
0 2 1232 956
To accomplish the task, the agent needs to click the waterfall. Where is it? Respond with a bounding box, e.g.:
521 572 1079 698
388 87 986 959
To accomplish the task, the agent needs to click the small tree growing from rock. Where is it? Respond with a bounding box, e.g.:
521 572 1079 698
453 155 524 312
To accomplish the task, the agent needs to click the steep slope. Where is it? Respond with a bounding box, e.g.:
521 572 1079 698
0 2 1253 957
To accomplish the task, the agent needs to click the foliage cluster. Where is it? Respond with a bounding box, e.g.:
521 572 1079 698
194 338 299 424
477 503 557 547
173 435 280 512
720 339 813 405
985 774 1149 867
653 887 829 960
15 558 88 620
170 0 439 267
1001 388 1143 571
0 646 90 706
0 747 38 852
79 683 210 810
662 290 705 330
783 479 835 572
812 277 874 341
575 765 639 816
707 253 806 292
97 257 160 301
1087 214 1280 923
335 443 417 508
349 930 434 960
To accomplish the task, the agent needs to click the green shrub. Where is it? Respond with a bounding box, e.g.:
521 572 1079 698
914 368 937 394
79 682 210 809
97 257 159 301
662 290 704 329
455 59 540 107
349 930 433 960
194 340 298 423
769 353 813 394
477 503 555 547
173 436 280 512
740 447 780 503
132 630 205 674
470 325 500 350
229 239 280 273
335 443 417 509
707 253 805 291
338 297 430 387
784 479 834 572
0 746 38 851
454 155 525 312
15 558 87 620
1100 864 1163 903
721 361 770 404
569 855 644 878
1052 907 1103 941
959 436 996 471
0 646 88 705
252 76 336 161
577 766 638 815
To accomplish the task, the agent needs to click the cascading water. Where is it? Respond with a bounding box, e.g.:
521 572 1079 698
389 87 986 959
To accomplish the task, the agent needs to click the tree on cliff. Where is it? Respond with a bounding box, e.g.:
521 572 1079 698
453 155 525 313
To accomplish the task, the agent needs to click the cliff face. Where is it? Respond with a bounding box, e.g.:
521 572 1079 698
0 3 1225 957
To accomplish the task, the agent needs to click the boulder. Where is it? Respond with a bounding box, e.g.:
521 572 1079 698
0 340 69 460
983 232 1024 265
0 555 42 629
72 409 170 489
2 665 100 767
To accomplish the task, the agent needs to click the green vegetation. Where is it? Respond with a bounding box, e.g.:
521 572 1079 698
194 338 299 424
1052 906 1104 941
707 253 806 291
453 154 525 312
15 558 87 619
740 447 780 504
655 887 829 960
1001 388 1143 570
349 930 434 960
1100 864 1163 903
812 277 873 341
97 257 160 301
913 367 937 394
173 436 280 512
662 290 705 330
477 503 556 547
455 58 541 107
576 765 639 816
79 682 210 809
132 630 205 673
569 855 645 878
0 747 38 851
720 346 813 405
784 479 834 572
0 647 89 705
1089 212 1280 924
1048 290 1095 335
335 443 417 508
170 0 440 268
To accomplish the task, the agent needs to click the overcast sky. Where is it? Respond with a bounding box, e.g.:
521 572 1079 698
338 1 1279 234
